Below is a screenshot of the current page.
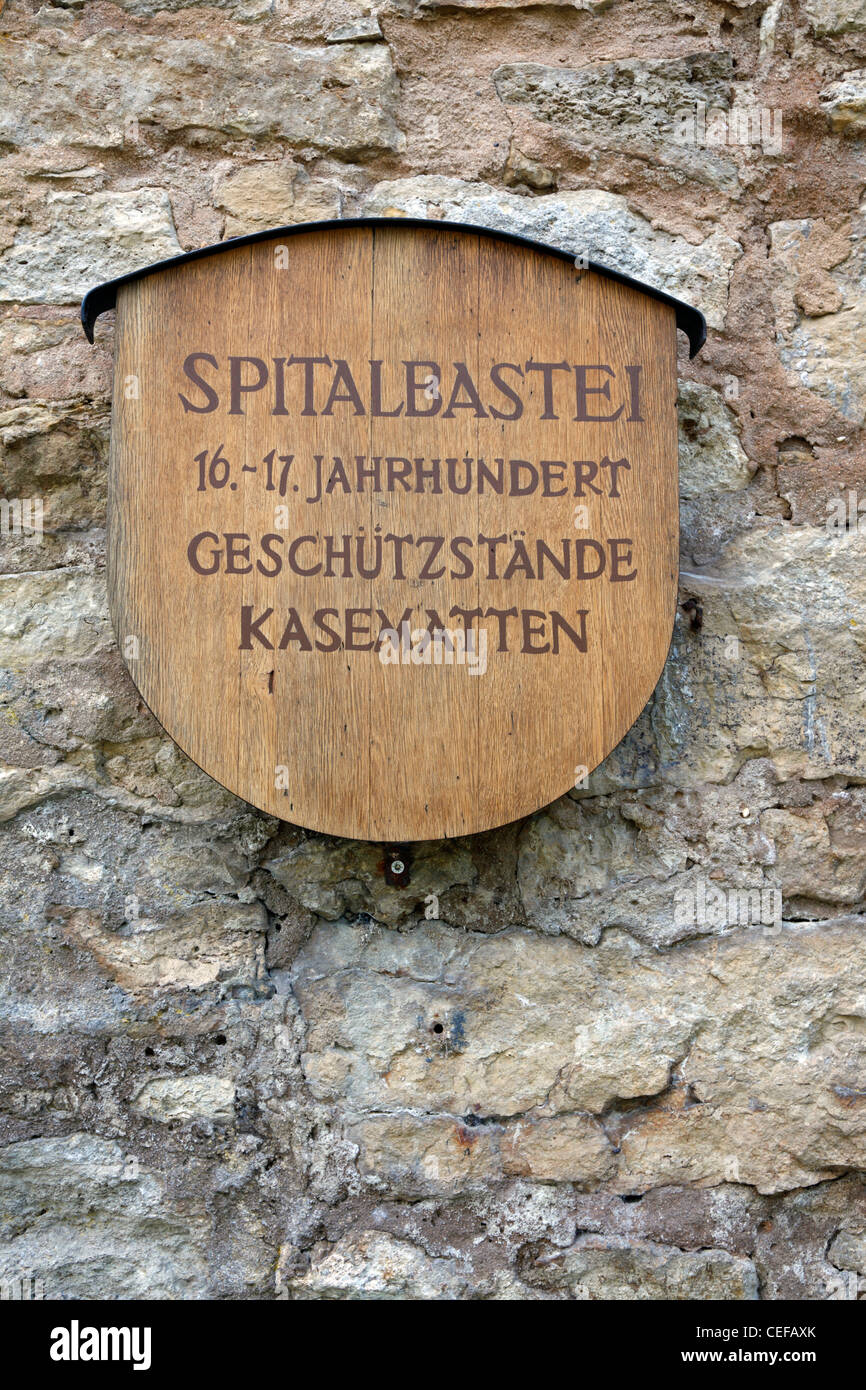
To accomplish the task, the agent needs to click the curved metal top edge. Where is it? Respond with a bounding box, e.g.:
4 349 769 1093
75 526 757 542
80 214 707 358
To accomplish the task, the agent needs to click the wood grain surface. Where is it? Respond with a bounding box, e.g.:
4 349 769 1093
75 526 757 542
108 223 679 840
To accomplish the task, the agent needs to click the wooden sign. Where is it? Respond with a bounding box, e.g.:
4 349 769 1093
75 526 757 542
83 219 705 841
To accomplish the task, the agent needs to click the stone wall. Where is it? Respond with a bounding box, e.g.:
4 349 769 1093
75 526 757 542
1 0 866 1301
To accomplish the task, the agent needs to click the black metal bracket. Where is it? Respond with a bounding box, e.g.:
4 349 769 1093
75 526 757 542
80 214 707 358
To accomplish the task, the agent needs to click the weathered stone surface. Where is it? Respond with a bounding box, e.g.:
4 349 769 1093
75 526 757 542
678 383 751 501
620 525 866 790
0 403 109 571
523 1233 759 1299
769 211 866 424
0 569 110 668
805 0 866 33
0 310 112 401
761 799 866 903
820 71 866 132
519 773 864 949
568 1182 766 1256
131 1075 237 1123
114 0 272 14
349 1113 504 1195
363 177 740 329
676 383 754 566
213 159 342 236
501 1113 615 1183
517 764 782 947
263 832 475 926
288 1231 469 1299
0 1134 209 1299
293 918 866 1194
522 518 866 807
828 1226 866 1273
519 775 866 941
0 33 403 157
421 0 613 8
503 143 558 191
327 16 384 43
493 56 740 192
753 1177 866 1298
348 1109 613 1195
60 900 267 994
0 190 182 305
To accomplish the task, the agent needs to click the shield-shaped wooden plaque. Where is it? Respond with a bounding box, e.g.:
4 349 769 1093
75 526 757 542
83 219 705 841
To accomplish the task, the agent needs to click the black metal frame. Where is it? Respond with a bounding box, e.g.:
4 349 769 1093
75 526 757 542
80 215 707 357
